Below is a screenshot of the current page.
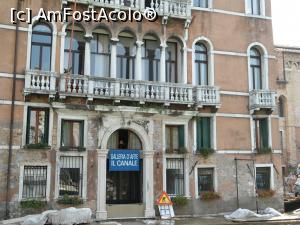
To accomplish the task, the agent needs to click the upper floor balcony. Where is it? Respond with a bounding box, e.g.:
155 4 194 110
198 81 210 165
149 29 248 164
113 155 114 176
64 0 192 20
249 90 276 112
24 71 220 108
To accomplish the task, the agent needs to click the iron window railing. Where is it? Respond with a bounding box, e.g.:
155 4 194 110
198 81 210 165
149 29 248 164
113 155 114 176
59 156 83 197
22 166 47 199
166 158 185 196
256 167 271 190
198 168 214 193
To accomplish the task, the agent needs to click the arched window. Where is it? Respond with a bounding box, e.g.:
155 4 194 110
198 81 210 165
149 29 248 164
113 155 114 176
142 34 161 81
166 37 183 83
250 48 262 90
194 43 208 85
91 28 110 77
117 32 136 80
30 23 52 71
64 25 85 75
278 96 285 117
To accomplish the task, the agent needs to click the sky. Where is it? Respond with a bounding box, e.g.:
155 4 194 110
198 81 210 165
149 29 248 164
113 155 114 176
272 0 300 47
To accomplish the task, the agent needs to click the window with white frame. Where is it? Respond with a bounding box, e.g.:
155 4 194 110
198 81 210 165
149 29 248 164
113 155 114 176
197 168 214 193
59 156 83 197
246 0 263 15
193 0 209 8
256 167 271 190
166 158 185 196
165 125 185 153
196 117 212 152
61 120 84 150
26 107 50 146
250 47 262 90
22 166 48 199
194 43 209 85
30 23 52 71
253 118 269 152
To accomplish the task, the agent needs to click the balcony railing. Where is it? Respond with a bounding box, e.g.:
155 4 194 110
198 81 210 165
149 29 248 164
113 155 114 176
65 0 191 19
196 86 221 108
249 89 276 111
25 73 221 107
24 70 57 97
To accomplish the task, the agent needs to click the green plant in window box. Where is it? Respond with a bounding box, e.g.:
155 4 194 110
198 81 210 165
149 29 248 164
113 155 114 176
200 191 220 201
24 143 50 150
57 194 83 205
257 189 275 198
197 148 215 158
178 147 188 154
257 147 272 154
165 149 174 154
21 199 47 209
171 196 188 206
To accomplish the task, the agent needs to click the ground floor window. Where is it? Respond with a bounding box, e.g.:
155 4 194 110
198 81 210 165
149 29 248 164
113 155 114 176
165 125 185 153
197 168 214 193
59 156 83 197
22 166 47 199
256 167 271 190
166 158 185 196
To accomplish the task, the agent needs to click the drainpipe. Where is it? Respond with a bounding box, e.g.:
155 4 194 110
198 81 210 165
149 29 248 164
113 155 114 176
5 0 22 219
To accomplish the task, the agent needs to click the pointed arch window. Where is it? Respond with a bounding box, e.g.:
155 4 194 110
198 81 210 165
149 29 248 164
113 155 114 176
194 43 208 85
250 48 262 90
30 23 52 71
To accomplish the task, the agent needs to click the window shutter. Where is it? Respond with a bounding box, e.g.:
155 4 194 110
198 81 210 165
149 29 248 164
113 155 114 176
202 118 211 148
80 122 84 147
196 118 202 150
26 107 31 145
43 109 49 144
260 119 269 148
178 125 185 148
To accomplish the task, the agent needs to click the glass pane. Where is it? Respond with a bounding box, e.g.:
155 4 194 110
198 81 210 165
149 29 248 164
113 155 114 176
30 45 41 70
32 34 52 44
33 24 51 33
23 166 47 199
200 63 208 85
62 121 83 147
28 109 46 144
41 46 51 71
256 167 270 190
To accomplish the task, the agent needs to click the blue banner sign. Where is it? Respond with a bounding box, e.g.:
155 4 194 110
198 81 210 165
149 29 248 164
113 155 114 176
109 150 140 171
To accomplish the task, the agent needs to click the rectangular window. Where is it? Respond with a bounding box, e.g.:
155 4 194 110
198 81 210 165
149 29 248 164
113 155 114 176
196 117 211 151
166 158 185 196
22 166 47 199
59 156 83 197
193 0 209 8
26 108 49 145
61 120 84 150
254 118 269 151
165 125 185 153
198 168 214 193
256 167 271 190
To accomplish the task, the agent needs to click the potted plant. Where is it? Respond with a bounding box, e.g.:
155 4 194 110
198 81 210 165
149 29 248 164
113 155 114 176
257 147 272 154
197 148 215 158
57 194 83 205
200 191 221 201
257 189 276 198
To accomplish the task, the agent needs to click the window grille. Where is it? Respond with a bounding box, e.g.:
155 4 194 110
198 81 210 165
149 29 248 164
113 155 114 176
22 166 47 199
198 168 214 193
166 158 185 196
256 167 271 190
59 156 83 197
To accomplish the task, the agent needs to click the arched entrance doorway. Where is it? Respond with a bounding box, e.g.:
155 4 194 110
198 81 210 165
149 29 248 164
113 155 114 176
106 129 143 204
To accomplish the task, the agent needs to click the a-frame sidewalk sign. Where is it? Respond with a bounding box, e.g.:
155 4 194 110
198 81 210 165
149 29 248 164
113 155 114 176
156 191 175 219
